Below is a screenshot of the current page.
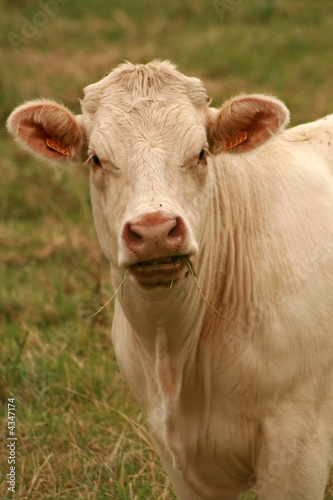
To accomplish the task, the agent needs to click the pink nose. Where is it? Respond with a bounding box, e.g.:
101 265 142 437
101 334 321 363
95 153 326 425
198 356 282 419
122 212 187 262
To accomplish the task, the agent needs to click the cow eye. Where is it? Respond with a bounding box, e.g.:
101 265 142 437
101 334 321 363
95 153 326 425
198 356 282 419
197 148 207 165
91 155 101 166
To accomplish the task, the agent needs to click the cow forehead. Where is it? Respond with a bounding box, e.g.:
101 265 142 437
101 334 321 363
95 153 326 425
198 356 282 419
88 100 208 162
81 62 210 163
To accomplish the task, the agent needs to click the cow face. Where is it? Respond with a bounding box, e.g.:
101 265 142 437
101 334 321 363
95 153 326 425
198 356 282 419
7 61 289 288
86 96 208 288
82 67 211 288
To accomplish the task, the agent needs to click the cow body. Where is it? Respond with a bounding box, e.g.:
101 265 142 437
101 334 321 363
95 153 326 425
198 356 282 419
111 123 333 499
7 61 333 499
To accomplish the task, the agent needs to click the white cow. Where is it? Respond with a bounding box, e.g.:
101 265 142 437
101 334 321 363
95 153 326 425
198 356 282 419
7 61 333 499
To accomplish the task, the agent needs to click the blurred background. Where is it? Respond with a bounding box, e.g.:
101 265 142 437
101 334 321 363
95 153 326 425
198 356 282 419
1 1 333 498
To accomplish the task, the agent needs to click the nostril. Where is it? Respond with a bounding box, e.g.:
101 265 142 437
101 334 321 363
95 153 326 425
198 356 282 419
167 217 185 240
167 219 178 238
168 226 179 238
129 226 143 241
123 223 144 248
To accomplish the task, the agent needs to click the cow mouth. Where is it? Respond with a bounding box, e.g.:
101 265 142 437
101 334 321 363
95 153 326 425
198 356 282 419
129 255 186 288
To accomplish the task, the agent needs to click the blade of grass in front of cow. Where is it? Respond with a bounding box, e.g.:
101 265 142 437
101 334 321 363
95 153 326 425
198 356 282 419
182 255 198 279
181 257 233 324
121 268 125 298
90 271 127 318
170 260 177 289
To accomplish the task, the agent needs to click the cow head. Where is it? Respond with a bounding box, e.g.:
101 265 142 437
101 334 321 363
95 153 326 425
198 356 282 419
7 61 289 289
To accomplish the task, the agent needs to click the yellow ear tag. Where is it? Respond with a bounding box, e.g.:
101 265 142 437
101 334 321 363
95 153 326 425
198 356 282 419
225 131 248 151
46 137 70 156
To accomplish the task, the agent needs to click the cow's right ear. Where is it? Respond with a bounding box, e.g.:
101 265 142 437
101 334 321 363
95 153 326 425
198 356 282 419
6 100 86 163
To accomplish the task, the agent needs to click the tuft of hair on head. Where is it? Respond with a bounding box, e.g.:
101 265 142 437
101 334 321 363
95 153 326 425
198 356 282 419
81 60 210 117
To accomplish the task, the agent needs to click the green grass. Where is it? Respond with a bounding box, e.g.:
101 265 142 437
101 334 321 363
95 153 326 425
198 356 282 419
1 0 333 498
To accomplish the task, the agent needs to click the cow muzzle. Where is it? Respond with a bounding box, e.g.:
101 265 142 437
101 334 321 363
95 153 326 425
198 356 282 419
119 211 198 288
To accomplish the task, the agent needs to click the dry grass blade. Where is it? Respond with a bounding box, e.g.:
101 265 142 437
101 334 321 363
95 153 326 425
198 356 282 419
181 256 233 324
181 255 197 278
26 453 53 497
90 271 127 318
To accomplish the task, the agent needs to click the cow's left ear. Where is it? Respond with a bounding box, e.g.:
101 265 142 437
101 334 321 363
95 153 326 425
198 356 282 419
207 94 290 154
7 100 86 163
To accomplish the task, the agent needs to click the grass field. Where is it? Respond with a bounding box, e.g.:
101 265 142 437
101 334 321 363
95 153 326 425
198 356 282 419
1 0 333 498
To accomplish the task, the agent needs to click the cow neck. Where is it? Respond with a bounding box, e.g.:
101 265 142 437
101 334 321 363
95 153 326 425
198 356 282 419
201 157 261 327
112 266 205 360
